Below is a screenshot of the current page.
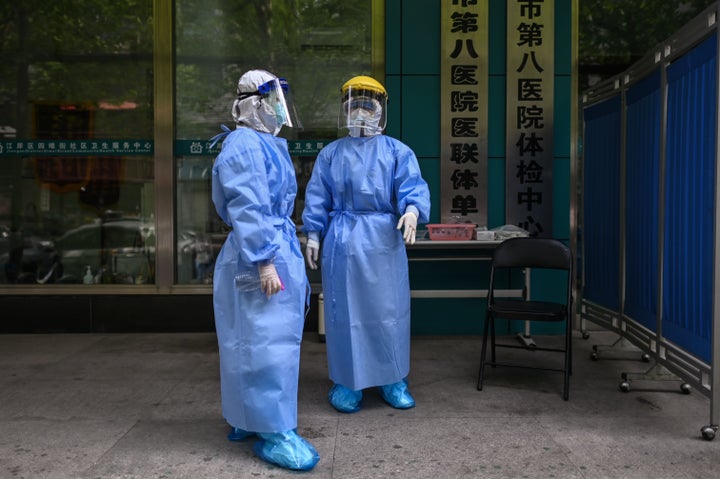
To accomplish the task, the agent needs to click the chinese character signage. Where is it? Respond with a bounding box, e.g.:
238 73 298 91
174 139 330 156
506 0 554 237
0 139 331 158
440 0 488 225
287 140 331 156
0 140 152 156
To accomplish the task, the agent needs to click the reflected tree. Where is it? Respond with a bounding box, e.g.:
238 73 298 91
0 1 153 137
175 0 374 138
0 0 375 138
580 0 716 90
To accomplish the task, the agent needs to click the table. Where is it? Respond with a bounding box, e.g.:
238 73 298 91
406 239 522 299
407 239 535 346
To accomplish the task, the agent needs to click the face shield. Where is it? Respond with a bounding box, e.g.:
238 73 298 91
256 77 303 130
232 70 302 136
339 85 387 137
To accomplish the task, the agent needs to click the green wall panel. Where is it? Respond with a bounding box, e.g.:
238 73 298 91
386 0 402 75
488 76 507 158
526 268 569 335
488 158 506 228
401 75 440 157
555 0 573 75
554 75 572 157
488 73 506 229
411 299 486 335
417 158 441 223
489 0 507 75
553 158 571 239
401 0 440 75
384 74 402 138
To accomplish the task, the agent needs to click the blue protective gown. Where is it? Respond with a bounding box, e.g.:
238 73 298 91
212 127 307 433
302 135 430 391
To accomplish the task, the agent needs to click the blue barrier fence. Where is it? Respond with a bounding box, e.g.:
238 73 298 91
581 5 720 440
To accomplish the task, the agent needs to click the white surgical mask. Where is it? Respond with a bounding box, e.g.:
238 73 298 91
348 106 381 137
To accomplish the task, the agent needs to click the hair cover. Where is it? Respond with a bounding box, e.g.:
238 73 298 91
231 69 281 135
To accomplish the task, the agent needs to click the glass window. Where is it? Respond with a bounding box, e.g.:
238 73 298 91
0 2 155 285
579 0 716 90
174 0 378 284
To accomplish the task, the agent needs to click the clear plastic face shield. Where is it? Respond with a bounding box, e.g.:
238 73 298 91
257 78 302 130
235 76 302 135
339 86 387 137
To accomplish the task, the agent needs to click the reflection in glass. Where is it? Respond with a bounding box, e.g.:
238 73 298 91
174 0 375 284
0 2 155 285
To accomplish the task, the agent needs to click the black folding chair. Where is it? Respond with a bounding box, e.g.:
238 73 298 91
477 237 573 400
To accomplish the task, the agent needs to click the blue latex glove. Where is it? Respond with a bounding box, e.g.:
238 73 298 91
253 430 320 471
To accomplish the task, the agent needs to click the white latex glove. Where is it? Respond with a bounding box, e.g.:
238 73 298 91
396 211 418 245
305 238 319 270
258 263 283 298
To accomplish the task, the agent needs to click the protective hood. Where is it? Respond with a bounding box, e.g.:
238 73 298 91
231 69 302 136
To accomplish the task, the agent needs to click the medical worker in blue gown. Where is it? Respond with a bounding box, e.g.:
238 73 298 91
211 69 319 471
302 76 431 413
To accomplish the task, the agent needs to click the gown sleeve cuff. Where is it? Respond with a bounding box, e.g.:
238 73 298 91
405 205 419 219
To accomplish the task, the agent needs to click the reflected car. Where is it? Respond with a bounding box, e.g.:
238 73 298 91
0 233 61 284
54 219 155 284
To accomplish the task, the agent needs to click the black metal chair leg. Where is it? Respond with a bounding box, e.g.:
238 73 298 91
563 319 571 400
477 312 492 390
490 314 497 366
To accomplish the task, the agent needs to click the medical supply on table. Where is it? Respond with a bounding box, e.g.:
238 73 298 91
475 226 495 241
426 223 476 241
490 224 529 240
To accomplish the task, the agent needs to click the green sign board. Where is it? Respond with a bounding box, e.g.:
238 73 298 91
286 140 333 155
1 138 333 157
175 139 332 156
0 139 152 156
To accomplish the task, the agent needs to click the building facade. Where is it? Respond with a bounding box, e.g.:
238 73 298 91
0 0 576 333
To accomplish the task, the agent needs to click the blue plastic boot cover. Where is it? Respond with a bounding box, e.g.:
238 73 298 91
328 383 363 413
227 427 255 442
253 430 320 471
378 379 415 409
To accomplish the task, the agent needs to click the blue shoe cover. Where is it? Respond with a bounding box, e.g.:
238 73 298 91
328 383 362 413
253 430 320 471
227 427 255 442
378 380 416 409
